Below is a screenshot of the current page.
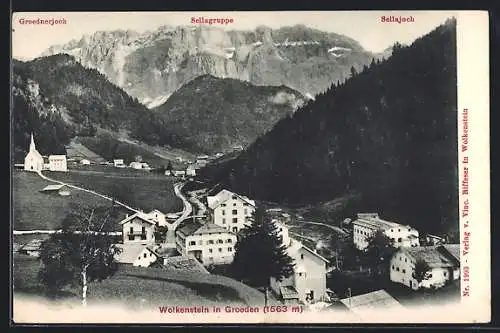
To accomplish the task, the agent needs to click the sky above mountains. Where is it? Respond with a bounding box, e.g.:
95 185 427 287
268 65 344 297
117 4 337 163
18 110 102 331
12 11 456 60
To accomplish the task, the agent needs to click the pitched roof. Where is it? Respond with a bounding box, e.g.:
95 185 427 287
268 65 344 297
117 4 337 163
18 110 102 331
176 221 203 236
193 223 233 235
402 246 457 268
164 255 209 274
439 244 460 262
21 239 44 251
287 238 330 263
206 189 255 210
40 184 66 192
114 243 158 264
49 155 66 159
340 290 403 312
280 286 299 300
119 212 157 225
352 214 407 231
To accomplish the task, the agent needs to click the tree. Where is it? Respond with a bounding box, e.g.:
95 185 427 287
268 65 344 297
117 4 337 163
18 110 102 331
413 258 431 286
38 204 122 306
364 230 395 277
231 206 295 302
349 66 357 78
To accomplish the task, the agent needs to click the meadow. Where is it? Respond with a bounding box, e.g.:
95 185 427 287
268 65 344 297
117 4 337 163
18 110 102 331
13 253 264 309
13 170 117 231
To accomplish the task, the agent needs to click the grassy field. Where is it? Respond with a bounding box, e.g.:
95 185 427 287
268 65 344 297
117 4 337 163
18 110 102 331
44 168 183 214
13 253 264 309
13 170 121 231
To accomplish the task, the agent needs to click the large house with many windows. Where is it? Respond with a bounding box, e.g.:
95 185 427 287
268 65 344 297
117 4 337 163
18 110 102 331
119 212 157 244
206 189 256 233
352 213 420 250
175 221 237 266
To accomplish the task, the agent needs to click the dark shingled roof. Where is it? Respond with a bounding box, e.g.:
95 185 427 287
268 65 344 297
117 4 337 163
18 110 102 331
193 223 232 235
403 246 456 268
176 221 203 236
440 244 460 262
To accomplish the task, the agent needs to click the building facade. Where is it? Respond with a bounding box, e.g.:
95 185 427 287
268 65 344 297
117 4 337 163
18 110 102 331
175 222 237 266
24 133 44 172
270 238 329 304
207 189 256 233
389 244 460 290
120 212 157 244
352 213 420 250
48 155 68 172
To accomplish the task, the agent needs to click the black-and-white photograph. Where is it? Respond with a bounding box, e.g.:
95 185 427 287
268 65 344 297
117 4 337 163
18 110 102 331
10 11 490 323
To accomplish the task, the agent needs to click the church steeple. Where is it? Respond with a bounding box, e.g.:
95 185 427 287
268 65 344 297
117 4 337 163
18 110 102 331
29 133 36 152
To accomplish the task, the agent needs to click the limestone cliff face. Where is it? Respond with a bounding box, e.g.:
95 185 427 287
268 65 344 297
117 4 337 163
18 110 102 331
42 24 378 106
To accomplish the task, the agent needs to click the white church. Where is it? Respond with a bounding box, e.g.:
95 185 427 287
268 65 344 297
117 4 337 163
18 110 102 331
24 133 67 172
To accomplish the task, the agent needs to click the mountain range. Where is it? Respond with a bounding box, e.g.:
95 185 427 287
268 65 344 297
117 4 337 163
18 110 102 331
41 24 385 106
200 18 459 239
12 54 307 159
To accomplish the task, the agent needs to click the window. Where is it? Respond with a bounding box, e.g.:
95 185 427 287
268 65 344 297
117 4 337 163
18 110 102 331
218 248 222 252
391 229 394 232
141 226 146 234
129 227 133 234
301 254 304 260
391 238 395 242
232 196 237 199
189 241 196 246
233 203 237 206
227 239 232 243
222 218 226 224
392 265 395 270
228 247 232 252
398 228 401 232
222 210 225 216
232 218 238 223
402 269 406 273
232 227 238 233
396 267 400 271
221 203 226 207
208 240 214 245
232 209 238 215
143 253 147 258
444 271 447 276
209 249 213 253
398 238 402 242
405 258 407 262
298 273 302 277
217 239 223 244
244 209 248 215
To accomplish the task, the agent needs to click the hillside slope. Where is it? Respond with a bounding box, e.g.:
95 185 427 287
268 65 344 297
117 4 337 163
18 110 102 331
202 18 458 238
139 75 306 153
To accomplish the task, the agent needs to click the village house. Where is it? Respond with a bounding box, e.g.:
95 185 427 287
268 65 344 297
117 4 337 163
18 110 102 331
120 212 157 244
39 184 71 196
113 159 125 168
24 133 44 172
186 164 197 176
80 159 91 165
173 170 186 177
352 213 420 251
48 155 68 172
19 239 44 257
114 243 162 267
270 221 329 304
207 189 256 233
146 209 167 227
175 221 237 266
129 161 151 170
389 244 460 290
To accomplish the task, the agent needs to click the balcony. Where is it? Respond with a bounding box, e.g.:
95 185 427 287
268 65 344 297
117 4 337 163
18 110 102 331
127 232 147 241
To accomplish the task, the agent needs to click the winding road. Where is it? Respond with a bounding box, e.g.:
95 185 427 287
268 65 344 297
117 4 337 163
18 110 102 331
164 182 194 246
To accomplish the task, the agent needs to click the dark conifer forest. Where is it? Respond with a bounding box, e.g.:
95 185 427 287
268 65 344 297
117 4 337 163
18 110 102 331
201 18 458 239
